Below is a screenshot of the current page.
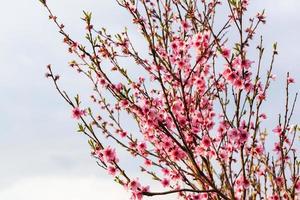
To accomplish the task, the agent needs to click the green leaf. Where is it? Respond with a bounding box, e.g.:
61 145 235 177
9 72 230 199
273 42 277 50
77 123 84 133
83 11 92 24
229 0 238 7
87 107 92 115
88 139 95 149
75 94 80 106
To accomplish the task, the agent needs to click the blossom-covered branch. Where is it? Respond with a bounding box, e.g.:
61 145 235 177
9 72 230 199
41 0 300 199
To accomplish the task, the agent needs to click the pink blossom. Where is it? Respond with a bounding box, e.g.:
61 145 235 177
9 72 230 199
227 72 237 82
120 99 129 108
144 159 152 166
259 113 267 119
295 179 300 191
98 78 107 86
269 194 280 200
162 168 170 176
119 131 127 138
171 100 183 113
170 148 185 161
273 142 281 154
254 145 264 155
233 78 243 90
235 176 250 190
107 165 117 176
275 176 284 187
228 128 249 146
181 20 190 31
201 135 211 148
219 149 229 162
221 47 231 59
137 142 147 153
256 12 266 23
195 146 205 155
161 178 170 187
258 92 266 101
241 59 253 69
128 179 141 192
287 77 295 84
103 146 117 163
244 81 253 92
71 107 86 119
130 185 149 200
239 129 249 144
115 83 123 91
272 125 282 135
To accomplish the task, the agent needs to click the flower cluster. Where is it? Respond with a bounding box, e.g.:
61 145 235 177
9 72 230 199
42 0 300 199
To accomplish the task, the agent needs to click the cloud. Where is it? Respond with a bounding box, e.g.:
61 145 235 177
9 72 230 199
0 176 177 200
0 176 130 200
268 0 300 14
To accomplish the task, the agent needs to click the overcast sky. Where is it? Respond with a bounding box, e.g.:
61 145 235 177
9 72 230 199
0 0 299 200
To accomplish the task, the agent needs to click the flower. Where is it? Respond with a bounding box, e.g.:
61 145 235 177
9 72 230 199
272 125 282 135
181 20 190 31
162 168 170 176
201 135 211 148
254 145 264 155
273 142 281 154
99 78 107 87
295 179 300 191
137 142 147 154
144 159 152 166
256 12 266 24
120 99 129 108
241 59 253 69
228 128 249 146
287 77 295 84
233 78 243 90
170 148 185 161
275 176 284 187
119 131 127 138
259 113 267 119
103 146 117 163
161 178 170 187
107 165 117 176
269 194 280 200
221 47 231 59
72 107 86 119
128 179 141 192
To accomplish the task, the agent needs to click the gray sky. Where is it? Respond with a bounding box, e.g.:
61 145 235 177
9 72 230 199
0 0 299 199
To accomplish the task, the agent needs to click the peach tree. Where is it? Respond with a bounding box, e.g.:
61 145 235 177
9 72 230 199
41 0 300 199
